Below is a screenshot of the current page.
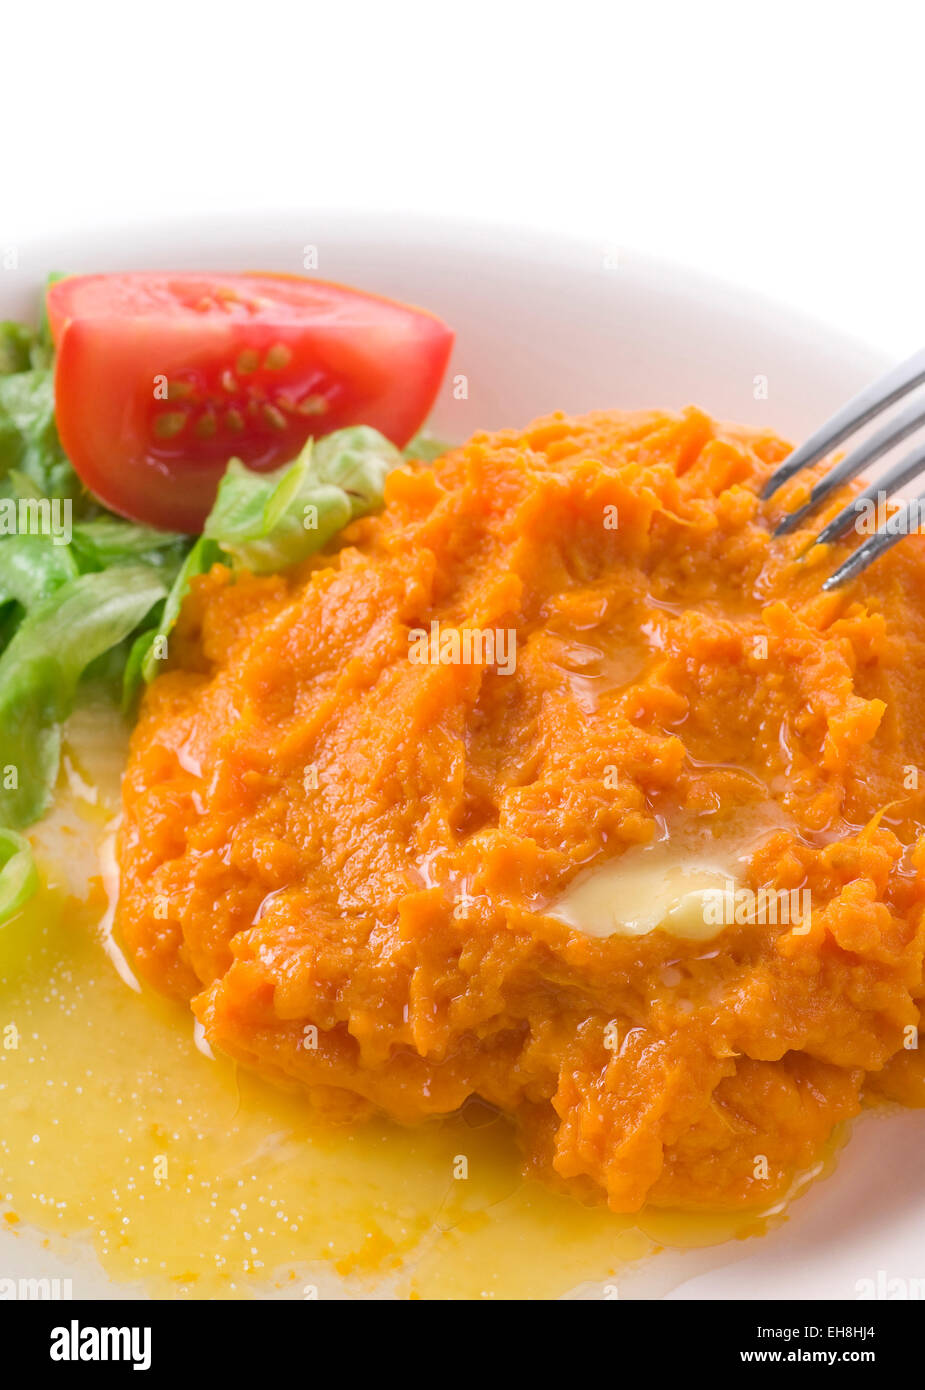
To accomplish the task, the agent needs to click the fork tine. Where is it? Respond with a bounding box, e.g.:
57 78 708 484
774 396 925 536
822 493 925 589
801 436 925 550
761 347 925 500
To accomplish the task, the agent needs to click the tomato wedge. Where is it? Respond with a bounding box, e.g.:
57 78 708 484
48 272 453 531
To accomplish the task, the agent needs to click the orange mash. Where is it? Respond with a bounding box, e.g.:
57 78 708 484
117 407 925 1213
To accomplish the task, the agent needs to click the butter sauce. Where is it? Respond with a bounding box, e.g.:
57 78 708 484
0 699 807 1300
549 807 791 941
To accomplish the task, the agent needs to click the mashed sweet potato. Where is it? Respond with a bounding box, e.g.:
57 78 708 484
117 408 925 1213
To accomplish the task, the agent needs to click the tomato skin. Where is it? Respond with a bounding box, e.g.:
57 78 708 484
49 273 453 532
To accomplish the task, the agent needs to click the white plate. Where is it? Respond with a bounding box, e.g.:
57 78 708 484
3 212 922 1301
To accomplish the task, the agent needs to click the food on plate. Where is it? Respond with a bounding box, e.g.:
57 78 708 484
116 404 925 1213
3 266 925 1295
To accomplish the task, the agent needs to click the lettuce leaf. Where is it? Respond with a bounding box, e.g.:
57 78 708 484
0 369 87 504
71 517 188 576
0 829 37 927
203 425 401 574
135 535 222 688
0 534 78 613
0 323 35 377
0 566 166 827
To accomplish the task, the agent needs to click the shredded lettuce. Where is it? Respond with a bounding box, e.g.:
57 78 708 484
0 567 166 828
0 323 35 377
0 369 88 504
71 517 188 576
0 829 37 927
203 426 401 574
0 534 78 612
203 455 350 574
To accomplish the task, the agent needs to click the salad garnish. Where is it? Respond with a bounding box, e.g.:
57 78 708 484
0 273 453 923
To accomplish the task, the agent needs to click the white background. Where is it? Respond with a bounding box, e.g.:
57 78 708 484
4 0 925 359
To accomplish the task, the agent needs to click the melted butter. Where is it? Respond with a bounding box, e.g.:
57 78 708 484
550 846 733 940
0 698 804 1300
545 631 649 715
548 807 791 942
0 889 665 1300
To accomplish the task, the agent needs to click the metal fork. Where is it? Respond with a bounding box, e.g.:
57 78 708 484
762 348 925 589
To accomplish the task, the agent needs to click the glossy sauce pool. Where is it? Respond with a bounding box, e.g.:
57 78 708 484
0 699 824 1300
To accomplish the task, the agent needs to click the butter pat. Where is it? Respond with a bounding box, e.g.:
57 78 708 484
549 843 739 942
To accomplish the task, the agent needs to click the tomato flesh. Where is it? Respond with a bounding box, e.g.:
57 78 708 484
48 273 453 531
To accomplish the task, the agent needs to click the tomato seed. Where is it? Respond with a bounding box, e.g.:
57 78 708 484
153 411 188 439
264 344 293 370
